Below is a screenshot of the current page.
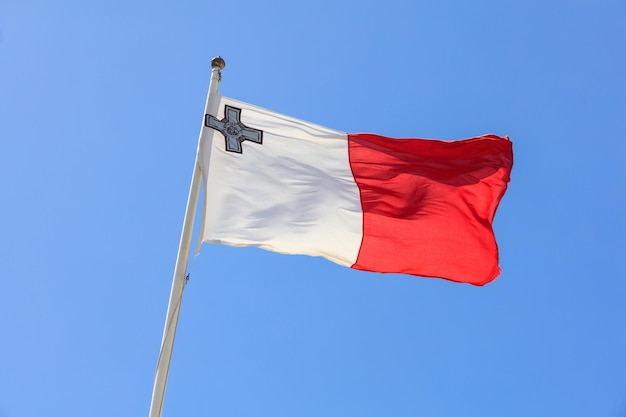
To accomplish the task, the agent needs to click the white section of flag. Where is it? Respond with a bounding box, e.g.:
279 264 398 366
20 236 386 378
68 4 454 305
198 95 363 266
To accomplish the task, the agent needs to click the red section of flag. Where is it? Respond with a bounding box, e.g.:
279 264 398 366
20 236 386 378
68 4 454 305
347 133 513 285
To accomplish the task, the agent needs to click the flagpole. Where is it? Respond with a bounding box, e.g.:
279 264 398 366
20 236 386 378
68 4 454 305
148 56 225 417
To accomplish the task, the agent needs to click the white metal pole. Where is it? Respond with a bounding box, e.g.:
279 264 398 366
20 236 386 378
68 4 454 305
148 56 225 417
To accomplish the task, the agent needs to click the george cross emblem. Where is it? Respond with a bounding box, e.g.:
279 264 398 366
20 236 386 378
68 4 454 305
205 105 263 154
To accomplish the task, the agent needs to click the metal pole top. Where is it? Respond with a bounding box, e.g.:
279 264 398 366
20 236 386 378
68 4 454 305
211 56 225 70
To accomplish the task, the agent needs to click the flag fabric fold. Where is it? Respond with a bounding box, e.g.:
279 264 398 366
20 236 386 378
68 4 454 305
197 95 513 285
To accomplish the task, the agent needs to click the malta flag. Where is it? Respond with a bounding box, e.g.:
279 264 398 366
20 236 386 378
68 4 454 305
197 96 513 286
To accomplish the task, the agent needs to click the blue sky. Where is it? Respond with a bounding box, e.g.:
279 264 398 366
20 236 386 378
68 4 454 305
1 1 625 416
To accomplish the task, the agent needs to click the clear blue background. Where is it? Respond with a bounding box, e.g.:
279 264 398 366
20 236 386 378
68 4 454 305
1 1 625 416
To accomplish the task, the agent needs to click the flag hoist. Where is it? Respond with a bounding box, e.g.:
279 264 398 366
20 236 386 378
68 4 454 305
148 56 225 417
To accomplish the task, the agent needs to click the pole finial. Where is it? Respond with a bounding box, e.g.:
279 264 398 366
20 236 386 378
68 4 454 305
211 56 226 70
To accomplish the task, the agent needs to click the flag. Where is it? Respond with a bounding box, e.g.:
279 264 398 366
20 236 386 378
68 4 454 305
197 96 513 285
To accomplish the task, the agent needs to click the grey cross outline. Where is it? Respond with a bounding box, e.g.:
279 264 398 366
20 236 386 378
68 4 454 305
205 105 263 154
